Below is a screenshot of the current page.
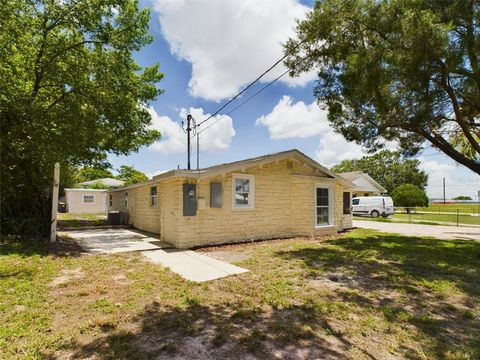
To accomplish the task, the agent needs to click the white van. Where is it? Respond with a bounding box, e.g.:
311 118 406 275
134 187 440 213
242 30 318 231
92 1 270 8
352 196 394 218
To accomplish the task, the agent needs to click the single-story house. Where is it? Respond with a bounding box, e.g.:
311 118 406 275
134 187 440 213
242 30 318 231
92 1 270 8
64 178 125 214
64 188 109 214
108 149 357 249
338 171 387 197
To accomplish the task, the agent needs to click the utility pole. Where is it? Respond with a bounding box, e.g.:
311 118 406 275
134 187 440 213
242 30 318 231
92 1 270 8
443 177 446 204
50 162 60 242
186 114 193 170
196 132 200 170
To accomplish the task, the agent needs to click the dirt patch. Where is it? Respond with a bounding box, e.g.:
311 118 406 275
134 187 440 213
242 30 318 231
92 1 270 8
49 268 85 287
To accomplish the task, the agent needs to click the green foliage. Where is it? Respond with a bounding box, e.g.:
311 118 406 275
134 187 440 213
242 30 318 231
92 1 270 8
391 184 429 208
453 196 472 201
116 165 148 185
331 150 428 193
76 167 114 183
0 0 163 238
285 0 480 174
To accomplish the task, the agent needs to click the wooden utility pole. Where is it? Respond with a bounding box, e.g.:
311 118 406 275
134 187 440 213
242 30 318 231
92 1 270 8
50 162 60 242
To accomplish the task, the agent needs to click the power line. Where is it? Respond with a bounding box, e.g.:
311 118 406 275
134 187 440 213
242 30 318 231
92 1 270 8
195 41 304 129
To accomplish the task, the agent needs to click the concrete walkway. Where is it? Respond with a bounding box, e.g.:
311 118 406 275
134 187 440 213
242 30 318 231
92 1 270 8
143 249 248 282
354 220 480 241
60 228 168 253
61 228 248 282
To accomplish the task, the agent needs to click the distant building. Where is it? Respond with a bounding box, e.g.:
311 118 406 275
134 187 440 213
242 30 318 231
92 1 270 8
338 171 387 197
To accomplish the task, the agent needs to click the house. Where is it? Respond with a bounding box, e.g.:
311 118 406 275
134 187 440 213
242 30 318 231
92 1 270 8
108 149 357 249
64 178 124 214
338 171 387 197
64 188 109 214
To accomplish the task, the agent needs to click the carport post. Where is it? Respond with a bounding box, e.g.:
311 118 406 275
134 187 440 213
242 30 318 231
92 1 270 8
50 162 60 242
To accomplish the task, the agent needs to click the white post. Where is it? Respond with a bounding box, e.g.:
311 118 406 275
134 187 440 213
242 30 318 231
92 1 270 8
50 162 60 242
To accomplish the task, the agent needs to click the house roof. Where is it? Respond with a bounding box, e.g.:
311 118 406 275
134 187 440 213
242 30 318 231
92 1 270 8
338 171 387 193
110 149 357 192
79 178 124 188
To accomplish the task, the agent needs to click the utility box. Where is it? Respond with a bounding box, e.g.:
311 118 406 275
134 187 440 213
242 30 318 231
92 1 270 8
210 183 222 208
183 184 197 216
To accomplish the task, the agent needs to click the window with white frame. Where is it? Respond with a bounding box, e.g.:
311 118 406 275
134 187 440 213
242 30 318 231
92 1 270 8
124 192 128 208
232 174 254 209
316 186 332 226
83 195 95 204
150 186 158 207
109 194 113 207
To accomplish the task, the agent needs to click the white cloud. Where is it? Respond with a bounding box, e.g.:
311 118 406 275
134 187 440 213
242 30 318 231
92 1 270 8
417 156 480 199
255 95 368 167
153 0 316 101
148 107 235 154
256 96 328 139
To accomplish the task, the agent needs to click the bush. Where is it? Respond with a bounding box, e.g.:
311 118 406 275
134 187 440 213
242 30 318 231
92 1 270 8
391 184 429 209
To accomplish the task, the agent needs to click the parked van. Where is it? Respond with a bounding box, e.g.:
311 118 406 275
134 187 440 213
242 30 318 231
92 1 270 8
352 196 394 218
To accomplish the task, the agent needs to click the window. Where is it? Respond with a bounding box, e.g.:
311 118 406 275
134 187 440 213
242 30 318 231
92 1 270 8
150 186 158 207
83 195 95 204
315 185 332 226
124 192 128 208
109 194 113 207
232 174 254 209
343 192 351 214
352 198 360 205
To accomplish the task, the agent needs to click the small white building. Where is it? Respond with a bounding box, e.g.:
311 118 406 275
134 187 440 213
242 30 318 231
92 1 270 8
338 171 387 197
64 188 108 214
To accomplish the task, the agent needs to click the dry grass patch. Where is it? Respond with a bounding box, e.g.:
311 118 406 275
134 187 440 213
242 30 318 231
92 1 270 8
1 229 479 359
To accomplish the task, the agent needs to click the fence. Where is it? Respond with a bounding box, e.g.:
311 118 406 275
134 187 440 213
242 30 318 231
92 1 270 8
393 206 480 227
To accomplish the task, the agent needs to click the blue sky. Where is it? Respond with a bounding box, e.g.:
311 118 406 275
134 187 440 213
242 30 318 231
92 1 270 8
109 0 479 200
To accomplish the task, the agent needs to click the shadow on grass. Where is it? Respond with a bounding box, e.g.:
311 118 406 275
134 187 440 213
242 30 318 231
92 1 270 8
0 237 85 258
71 300 375 360
276 231 480 359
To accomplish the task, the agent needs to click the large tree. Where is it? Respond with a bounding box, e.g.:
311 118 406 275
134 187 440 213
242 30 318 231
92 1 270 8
0 0 163 237
285 0 480 174
116 165 148 185
331 150 428 193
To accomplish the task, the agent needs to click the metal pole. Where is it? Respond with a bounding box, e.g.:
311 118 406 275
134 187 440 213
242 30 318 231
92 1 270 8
196 132 200 170
443 177 445 204
50 162 60 242
186 114 192 170
456 209 459 227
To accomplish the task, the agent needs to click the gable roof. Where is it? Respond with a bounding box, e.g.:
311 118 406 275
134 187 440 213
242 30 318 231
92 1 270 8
79 178 124 188
110 149 357 192
338 171 387 193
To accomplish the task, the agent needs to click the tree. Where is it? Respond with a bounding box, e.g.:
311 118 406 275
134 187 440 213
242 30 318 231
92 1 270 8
331 150 428 193
0 0 163 237
391 184 429 209
453 196 472 200
116 165 148 185
76 167 114 183
285 0 480 174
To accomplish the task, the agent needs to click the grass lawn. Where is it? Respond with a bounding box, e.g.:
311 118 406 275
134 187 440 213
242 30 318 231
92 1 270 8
57 213 107 228
1 229 479 359
393 212 480 226
407 204 480 215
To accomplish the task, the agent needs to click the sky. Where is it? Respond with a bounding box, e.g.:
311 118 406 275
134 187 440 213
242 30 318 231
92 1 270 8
109 0 479 200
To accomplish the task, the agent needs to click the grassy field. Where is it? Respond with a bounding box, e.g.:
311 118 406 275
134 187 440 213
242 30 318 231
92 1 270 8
1 229 479 359
407 203 480 215
393 212 480 226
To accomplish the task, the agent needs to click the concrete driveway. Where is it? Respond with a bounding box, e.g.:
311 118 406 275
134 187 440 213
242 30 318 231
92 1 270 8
354 220 480 241
60 228 248 282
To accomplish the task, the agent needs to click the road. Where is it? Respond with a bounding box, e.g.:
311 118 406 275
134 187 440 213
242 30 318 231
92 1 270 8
353 220 480 241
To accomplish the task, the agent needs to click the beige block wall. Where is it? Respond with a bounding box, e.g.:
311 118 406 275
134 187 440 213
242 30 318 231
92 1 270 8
172 159 350 248
107 159 353 248
65 190 107 214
